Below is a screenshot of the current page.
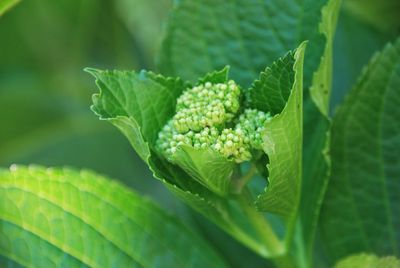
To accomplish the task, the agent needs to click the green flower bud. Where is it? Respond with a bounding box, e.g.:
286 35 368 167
172 81 241 133
236 109 271 150
156 80 270 164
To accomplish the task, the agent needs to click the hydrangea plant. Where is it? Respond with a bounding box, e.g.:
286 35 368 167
2 0 399 267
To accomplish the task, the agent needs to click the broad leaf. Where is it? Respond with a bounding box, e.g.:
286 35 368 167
173 145 235 196
0 0 20 16
255 43 305 221
334 254 400 268
0 165 227 267
320 37 400 262
158 0 327 89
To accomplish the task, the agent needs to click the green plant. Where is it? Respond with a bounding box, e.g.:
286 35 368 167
1 0 399 267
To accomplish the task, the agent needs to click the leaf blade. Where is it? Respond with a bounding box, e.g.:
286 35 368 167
0 165 228 268
320 37 400 262
255 42 306 219
173 145 235 196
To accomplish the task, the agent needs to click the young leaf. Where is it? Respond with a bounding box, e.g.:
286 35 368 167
88 69 186 148
198 65 230 84
255 43 305 219
334 254 400 268
320 37 400 262
246 51 296 115
0 165 227 268
172 145 235 196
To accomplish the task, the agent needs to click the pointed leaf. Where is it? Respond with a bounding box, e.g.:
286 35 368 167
246 51 295 115
0 165 227 267
198 66 230 84
320 38 400 262
255 42 305 219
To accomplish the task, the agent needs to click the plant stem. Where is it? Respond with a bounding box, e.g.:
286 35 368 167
236 187 284 256
233 166 298 267
231 164 258 193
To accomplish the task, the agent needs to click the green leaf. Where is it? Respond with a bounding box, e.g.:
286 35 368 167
255 42 305 219
320 37 400 262
0 165 227 268
334 254 400 268
310 0 342 116
158 0 328 89
0 0 20 16
198 66 230 84
246 51 295 115
298 0 341 262
172 145 235 196
88 69 186 148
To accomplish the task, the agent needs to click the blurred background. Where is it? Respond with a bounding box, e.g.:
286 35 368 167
0 0 399 266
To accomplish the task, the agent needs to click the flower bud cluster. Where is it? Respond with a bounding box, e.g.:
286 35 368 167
156 80 271 163
173 81 240 133
235 109 271 150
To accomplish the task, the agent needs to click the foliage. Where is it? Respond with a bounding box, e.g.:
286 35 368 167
0 0 399 267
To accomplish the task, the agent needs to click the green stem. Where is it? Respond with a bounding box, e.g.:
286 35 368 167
236 187 284 256
231 164 258 193
232 166 298 267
